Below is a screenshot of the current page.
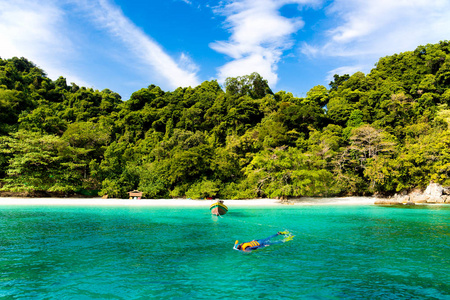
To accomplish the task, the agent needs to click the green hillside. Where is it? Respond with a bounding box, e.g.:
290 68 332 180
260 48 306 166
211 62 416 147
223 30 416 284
1 41 450 199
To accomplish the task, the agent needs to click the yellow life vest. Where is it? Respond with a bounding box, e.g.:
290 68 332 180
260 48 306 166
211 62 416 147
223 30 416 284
241 240 260 250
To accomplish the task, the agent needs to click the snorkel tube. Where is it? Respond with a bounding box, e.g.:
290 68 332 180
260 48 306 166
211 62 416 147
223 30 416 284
233 240 239 250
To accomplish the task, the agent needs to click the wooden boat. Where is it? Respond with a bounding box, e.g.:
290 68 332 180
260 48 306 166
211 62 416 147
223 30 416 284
210 200 228 216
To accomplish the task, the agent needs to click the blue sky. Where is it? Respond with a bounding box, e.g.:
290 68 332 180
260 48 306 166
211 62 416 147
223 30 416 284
1 0 450 100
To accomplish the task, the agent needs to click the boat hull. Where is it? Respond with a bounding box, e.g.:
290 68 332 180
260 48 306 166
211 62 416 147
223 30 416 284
210 202 228 216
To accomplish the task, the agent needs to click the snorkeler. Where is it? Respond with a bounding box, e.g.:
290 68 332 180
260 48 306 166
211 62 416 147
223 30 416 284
234 231 292 252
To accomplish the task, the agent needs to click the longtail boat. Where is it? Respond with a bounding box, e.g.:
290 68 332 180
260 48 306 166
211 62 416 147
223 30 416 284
210 200 228 216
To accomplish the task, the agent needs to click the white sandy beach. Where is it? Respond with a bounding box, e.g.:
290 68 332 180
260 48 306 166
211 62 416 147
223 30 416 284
0 197 376 207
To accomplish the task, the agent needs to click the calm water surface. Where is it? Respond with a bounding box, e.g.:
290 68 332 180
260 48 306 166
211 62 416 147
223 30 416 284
0 204 449 299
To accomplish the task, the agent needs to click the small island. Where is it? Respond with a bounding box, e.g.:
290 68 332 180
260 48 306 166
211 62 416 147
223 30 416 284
1 41 450 201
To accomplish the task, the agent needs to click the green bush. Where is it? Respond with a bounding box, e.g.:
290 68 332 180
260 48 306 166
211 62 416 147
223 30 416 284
185 179 220 199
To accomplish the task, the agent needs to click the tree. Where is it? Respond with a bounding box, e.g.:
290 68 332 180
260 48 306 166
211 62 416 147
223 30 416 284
0 130 85 193
243 147 339 198
349 125 397 164
0 89 34 133
306 85 329 107
329 74 350 91
224 72 273 99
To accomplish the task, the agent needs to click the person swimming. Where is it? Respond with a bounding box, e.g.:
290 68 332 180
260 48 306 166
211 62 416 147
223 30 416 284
234 231 292 252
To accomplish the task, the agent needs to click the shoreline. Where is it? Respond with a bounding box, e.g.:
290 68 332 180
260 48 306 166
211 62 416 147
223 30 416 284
0 197 376 207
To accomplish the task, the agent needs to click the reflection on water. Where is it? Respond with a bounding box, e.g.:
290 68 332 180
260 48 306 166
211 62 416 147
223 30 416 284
0 205 449 299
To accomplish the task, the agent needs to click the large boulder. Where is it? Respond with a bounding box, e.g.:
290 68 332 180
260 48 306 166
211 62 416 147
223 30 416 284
409 182 449 204
375 182 450 205
424 182 444 199
409 189 429 203
374 194 414 205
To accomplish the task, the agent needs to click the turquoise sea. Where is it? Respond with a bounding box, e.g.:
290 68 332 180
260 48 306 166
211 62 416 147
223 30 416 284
0 203 449 299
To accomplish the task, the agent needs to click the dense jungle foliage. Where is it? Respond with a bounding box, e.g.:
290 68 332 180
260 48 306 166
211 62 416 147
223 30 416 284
1 41 450 199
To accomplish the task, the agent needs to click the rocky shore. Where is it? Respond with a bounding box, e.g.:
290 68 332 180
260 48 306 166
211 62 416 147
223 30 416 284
375 182 450 205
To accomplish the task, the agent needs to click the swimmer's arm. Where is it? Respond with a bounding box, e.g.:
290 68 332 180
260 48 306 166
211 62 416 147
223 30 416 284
245 245 264 251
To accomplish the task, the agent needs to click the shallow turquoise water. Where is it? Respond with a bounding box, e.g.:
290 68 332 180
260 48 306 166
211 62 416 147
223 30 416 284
0 205 449 299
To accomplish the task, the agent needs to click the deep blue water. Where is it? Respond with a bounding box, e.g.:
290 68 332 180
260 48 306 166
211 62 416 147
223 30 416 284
0 204 449 299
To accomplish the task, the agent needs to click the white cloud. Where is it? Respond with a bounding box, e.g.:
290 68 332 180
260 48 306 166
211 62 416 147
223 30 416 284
75 0 201 89
178 52 200 74
0 0 89 86
304 0 450 58
0 1 63 56
0 0 201 92
326 65 364 82
300 42 319 57
298 0 450 85
0 0 62 57
218 51 281 84
211 0 318 87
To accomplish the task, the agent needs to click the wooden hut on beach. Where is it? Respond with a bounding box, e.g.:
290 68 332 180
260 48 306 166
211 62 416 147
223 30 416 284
128 190 142 200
